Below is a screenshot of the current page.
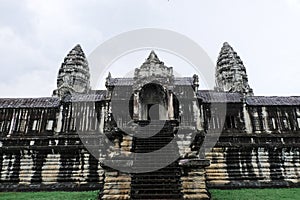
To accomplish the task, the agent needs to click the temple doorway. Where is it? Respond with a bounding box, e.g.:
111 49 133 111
147 104 160 120
140 83 167 120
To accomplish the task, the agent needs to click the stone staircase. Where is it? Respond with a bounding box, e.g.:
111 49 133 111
131 120 183 199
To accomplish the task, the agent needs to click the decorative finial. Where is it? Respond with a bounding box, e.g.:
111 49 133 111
223 42 230 46
145 50 161 63
70 44 84 54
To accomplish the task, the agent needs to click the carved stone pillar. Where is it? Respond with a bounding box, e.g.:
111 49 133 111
262 107 270 133
168 91 174 120
193 99 201 130
199 104 205 131
54 105 63 134
99 104 105 134
133 91 139 120
242 101 252 133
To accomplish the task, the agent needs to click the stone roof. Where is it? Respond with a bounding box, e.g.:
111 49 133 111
0 97 60 108
246 96 300 106
197 90 243 103
198 92 300 105
174 77 193 85
1 92 300 107
63 90 106 102
0 91 107 108
107 77 193 86
108 78 134 86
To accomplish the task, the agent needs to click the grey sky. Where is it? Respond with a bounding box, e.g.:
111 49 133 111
0 0 300 97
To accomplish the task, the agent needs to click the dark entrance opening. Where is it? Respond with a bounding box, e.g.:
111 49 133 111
147 104 160 120
140 83 167 120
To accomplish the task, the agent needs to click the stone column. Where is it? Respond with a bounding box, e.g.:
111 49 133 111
104 101 110 131
99 105 105 134
8 109 16 137
133 91 139 120
242 100 252 133
168 92 174 120
54 105 63 134
199 104 205 131
193 100 201 130
262 107 270 133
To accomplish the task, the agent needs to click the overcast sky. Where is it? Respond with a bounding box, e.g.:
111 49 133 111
1 0 300 97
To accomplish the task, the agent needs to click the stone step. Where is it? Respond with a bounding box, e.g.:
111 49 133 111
132 170 181 174
133 146 176 150
130 121 182 199
132 178 181 184
133 137 174 142
131 182 181 187
134 139 174 143
132 188 181 193
131 183 181 188
131 193 182 199
132 176 181 180
131 175 181 180
132 151 178 154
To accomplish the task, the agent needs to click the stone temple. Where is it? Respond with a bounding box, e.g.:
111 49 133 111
0 43 300 199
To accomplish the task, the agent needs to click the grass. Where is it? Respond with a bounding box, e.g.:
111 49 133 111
0 191 98 200
210 188 300 200
0 188 300 200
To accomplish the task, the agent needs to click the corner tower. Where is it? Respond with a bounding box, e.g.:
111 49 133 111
53 44 90 97
215 42 253 95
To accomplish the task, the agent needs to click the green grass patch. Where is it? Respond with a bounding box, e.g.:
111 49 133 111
0 188 300 200
0 191 98 200
210 188 300 200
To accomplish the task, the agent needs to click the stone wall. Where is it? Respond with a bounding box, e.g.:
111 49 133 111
0 135 104 191
0 101 105 191
206 133 300 189
1 101 300 193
